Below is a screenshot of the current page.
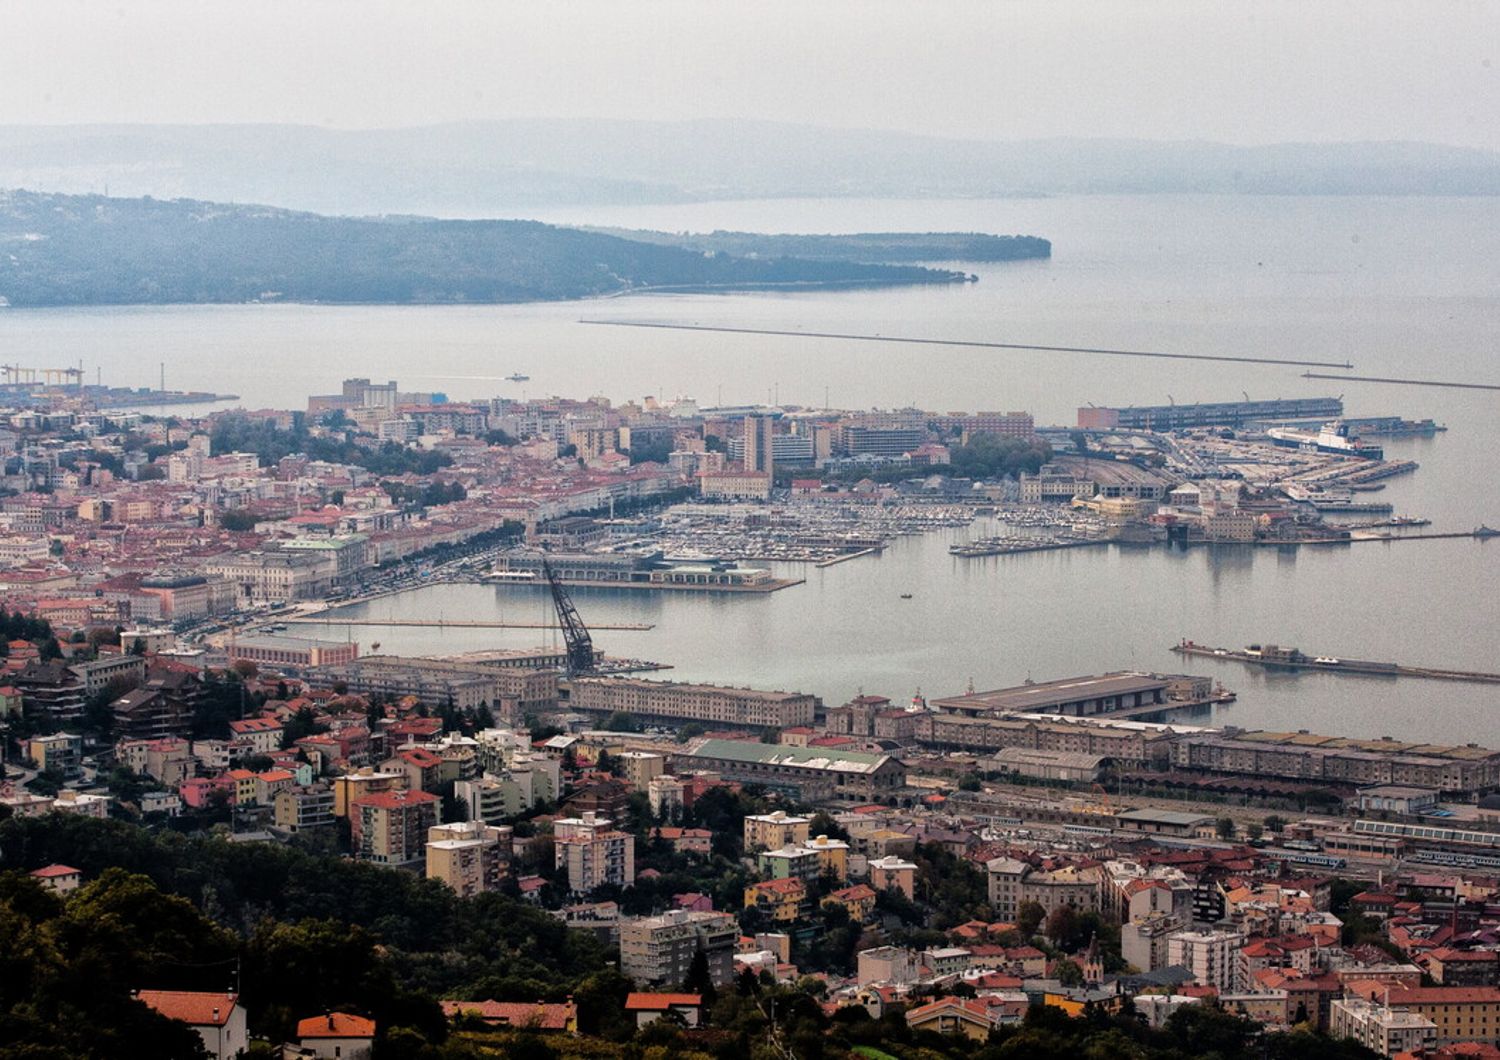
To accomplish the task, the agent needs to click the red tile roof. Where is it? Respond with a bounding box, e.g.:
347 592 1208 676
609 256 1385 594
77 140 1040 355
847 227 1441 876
137 990 239 1027
439 999 574 1029
1390 986 1500 1004
625 993 701 1010
297 1012 376 1039
354 790 440 810
29 863 80 878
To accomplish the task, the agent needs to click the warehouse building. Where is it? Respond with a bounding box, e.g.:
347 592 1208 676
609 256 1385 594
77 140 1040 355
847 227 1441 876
570 677 816 729
674 738 905 803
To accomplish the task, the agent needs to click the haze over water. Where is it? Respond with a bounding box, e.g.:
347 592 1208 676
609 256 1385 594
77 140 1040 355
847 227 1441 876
2 193 1496 743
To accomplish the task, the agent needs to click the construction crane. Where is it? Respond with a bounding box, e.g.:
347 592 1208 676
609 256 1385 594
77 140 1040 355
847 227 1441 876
541 554 596 676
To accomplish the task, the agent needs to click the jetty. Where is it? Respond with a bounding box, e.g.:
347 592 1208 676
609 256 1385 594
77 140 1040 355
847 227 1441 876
1172 639 1500 685
282 617 655 631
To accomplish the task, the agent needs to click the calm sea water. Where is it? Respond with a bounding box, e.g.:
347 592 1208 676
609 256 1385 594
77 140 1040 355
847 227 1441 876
2 195 1496 742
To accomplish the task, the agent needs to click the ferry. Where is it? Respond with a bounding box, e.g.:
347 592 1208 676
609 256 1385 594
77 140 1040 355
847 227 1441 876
485 570 539 582
506 372 530 382
1265 420 1384 460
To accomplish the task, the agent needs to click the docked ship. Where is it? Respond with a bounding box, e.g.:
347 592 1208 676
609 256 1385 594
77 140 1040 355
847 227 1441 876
1279 483 1394 513
1264 421 1383 460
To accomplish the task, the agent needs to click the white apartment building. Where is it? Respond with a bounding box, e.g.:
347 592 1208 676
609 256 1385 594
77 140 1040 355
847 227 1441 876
1166 929 1244 993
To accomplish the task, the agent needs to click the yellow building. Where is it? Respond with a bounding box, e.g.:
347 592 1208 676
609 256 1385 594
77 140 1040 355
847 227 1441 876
904 997 998 1041
743 811 810 851
804 834 850 881
822 884 877 922
1384 986 1500 1045
332 768 406 817
744 877 808 923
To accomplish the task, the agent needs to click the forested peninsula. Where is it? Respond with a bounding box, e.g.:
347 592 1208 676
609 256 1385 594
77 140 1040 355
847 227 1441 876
0 190 1018 307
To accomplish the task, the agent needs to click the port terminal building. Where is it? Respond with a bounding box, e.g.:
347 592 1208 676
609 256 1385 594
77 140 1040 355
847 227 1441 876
1077 397 1342 431
930 673 1174 719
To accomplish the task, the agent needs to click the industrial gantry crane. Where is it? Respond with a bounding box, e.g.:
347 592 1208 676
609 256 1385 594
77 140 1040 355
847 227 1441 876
541 554 596 677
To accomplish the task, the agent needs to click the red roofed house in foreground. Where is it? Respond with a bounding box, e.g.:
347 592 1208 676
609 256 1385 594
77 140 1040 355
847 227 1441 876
136 990 247 1060
625 992 703 1028
296 1011 376 1058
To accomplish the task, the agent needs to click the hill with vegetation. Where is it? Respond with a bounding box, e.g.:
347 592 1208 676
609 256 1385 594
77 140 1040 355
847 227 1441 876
582 229 1051 264
0 814 1388 1060
0 190 972 307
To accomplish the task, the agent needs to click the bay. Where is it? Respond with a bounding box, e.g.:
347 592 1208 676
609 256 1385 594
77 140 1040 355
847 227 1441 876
1 193 1496 742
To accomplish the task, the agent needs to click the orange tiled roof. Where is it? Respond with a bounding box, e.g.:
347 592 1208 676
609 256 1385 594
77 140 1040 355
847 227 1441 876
297 1012 376 1039
625 993 701 1010
137 990 239 1027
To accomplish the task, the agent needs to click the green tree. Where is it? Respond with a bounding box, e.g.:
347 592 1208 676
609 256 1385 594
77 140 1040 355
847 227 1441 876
1054 957 1085 986
1017 900 1046 938
1215 817 1237 840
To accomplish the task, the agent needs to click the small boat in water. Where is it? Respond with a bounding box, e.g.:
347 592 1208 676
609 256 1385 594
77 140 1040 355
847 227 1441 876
506 372 530 382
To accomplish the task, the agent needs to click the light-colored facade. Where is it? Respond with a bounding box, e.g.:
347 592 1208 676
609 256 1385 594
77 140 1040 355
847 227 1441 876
1329 997 1438 1058
869 855 918 899
425 821 513 897
556 829 635 895
1166 930 1244 993
620 909 739 988
647 774 686 820
744 811 811 851
986 857 1102 922
352 789 441 866
618 750 666 791
571 678 816 729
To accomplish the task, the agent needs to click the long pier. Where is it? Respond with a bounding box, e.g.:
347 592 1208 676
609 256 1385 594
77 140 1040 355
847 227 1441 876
1302 371 1500 393
1173 641 1500 685
583 320 1355 369
281 617 655 631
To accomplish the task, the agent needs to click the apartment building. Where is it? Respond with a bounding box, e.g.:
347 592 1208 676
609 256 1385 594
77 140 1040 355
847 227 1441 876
617 751 666 791
1329 997 1437 1058
352 790 441 866
619 910 738 988
985 857 1103 922
744 811 811 851
1167 930 1245 993
554 817 635 894
425 821 513 898
273 785 335 832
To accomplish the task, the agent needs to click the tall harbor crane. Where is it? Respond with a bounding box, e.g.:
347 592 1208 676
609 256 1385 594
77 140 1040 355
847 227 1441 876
542 554 596 676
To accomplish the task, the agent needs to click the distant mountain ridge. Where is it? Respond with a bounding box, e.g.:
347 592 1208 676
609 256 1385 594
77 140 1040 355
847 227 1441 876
0 189 973 307
0 121 1494 216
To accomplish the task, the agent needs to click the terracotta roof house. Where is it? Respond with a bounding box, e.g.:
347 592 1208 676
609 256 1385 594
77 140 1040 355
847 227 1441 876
136 990 247 1060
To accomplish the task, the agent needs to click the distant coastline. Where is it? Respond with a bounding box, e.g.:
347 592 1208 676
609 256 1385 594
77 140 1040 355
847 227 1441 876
0 189 1020 308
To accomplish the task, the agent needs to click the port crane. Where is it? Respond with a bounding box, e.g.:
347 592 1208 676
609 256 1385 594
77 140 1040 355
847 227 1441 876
541 554 596 676
1 365 84 387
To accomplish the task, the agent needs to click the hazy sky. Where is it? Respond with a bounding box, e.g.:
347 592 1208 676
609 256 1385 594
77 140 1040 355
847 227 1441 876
2 0 1496 149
